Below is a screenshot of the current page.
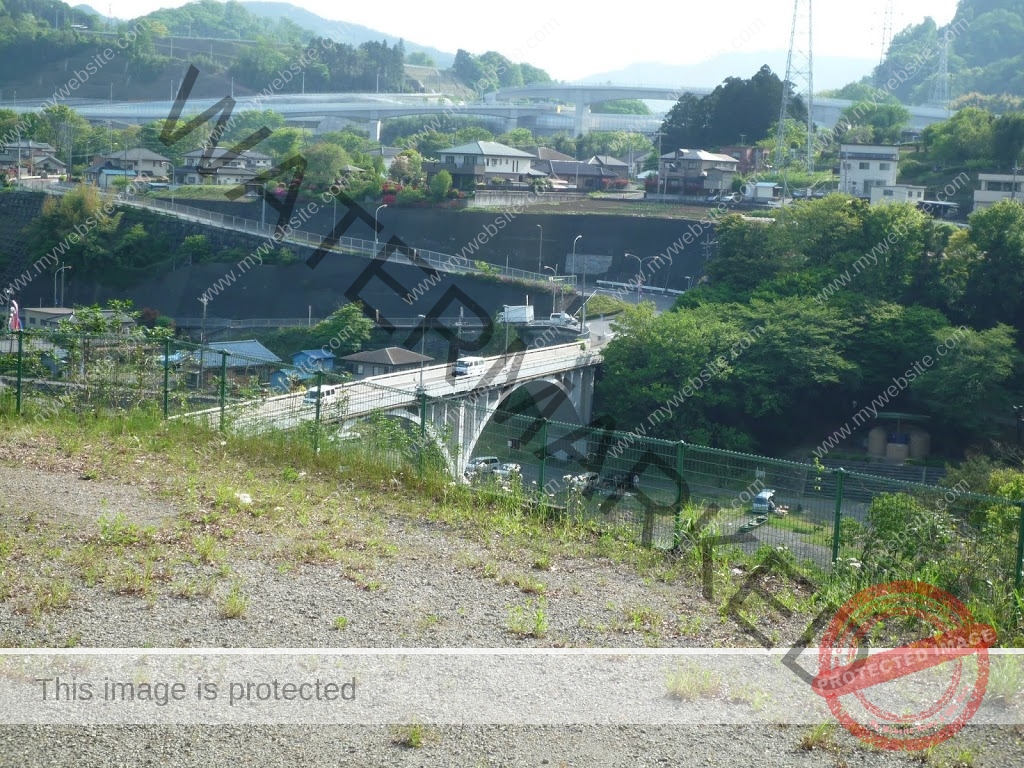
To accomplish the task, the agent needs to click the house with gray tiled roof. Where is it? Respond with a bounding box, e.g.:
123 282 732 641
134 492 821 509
427 141 540 189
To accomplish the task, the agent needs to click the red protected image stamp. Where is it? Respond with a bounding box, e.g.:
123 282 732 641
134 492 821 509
812 581 996 751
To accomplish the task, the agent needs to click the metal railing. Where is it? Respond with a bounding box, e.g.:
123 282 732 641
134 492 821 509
40 183 577 288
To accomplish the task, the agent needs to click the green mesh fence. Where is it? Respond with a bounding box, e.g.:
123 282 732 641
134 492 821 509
3 328 1024 616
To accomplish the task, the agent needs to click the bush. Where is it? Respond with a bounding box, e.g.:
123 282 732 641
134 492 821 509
395 188 427 206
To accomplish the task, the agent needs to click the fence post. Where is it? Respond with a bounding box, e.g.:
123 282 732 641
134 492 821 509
1015 502 1024 592
830 468 846 567
162 337 170 418
219 350 228 431
418 391 427 477
537 418 549 496
673 441 686 550
312 371 323 453
15 329 23 415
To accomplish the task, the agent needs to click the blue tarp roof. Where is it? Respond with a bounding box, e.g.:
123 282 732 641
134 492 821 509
296 349 336 360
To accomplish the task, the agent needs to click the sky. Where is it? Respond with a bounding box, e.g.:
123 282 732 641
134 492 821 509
101 0 964 82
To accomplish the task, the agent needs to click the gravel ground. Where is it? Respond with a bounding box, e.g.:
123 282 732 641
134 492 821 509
1 460 1022 766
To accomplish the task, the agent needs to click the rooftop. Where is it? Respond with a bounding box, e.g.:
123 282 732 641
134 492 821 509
100 148 170 162
341 347 432 366
196 340 282 370
438 141 536 159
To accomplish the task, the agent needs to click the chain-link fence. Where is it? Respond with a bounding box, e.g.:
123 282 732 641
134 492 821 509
3 328 1024 625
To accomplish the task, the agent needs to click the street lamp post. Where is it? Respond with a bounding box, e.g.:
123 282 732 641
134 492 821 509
502 304 510 352
417 314 426 391
685 275 694 290
167 164 174 205
625 252 641 304
543 266 558 314
54 263 71 306
535 224 543 272
374 204 388 252
572 234 582 285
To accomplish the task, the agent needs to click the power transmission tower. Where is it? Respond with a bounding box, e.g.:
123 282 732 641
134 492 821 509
929 40 951 114
879 0 894 80
774 0 814 175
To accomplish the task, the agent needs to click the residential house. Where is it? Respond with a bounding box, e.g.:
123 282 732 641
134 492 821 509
719 145 768 174
0 141 57 175
657 149 740 195
91 168 137 189
534 147 575 162
91 148 170 178
427 141 539 190
973 173 1024 210
531 160 619 191
870 184 926 206
189 340 282 388
175 148 272 186
586 155 629 179
838 144 899 197
340 347 432 379
22 307 137 333
32 154 66 177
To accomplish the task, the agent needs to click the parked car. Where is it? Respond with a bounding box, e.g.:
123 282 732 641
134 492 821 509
494 462 521 480
466 456 500 475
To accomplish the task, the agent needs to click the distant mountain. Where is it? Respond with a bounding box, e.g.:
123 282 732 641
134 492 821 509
72 4 105 19
239 2 454 67
580 51 876 93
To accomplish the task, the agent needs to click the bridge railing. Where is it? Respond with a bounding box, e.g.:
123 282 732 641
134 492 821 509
6 327 1024 634
39 184 576 289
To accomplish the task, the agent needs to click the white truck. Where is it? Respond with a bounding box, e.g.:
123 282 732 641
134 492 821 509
496 305 534 324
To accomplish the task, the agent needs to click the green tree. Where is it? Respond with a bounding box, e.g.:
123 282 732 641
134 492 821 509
992 111 1024 168
428 169 452 201
839 99 910 144
910 324 1019 437
592 99 650 115
406 51 435 67
921 108 995 165
298 142 350 196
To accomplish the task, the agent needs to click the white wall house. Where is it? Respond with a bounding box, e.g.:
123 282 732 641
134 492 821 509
176 149 271 185
974 173 1024 210
430 141 539 189
839 144 899 197
870 184 926 205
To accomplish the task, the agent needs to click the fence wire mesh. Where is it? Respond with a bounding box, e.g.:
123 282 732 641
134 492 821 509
3 329 1024 621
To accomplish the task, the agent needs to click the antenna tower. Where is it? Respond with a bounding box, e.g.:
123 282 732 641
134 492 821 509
929 39 951 113
774 0 814 174
879 0 894 77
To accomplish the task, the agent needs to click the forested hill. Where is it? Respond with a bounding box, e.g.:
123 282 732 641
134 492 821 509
0 0 551 100
829 0 1024 107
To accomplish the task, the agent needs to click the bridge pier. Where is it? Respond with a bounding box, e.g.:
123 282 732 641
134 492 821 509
574 90 588 137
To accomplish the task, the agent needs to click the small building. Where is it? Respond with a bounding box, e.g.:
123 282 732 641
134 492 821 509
531 160 619 191
838 144 899 197
190 340 282 388
22 307 137 333
745 182 783 202
973 173 1024 210
368 146 402 171
0 141 57 174
586 155 629 179
94 168 137 189
719 145 769 174
534 147 575 162
340 347 432 379
870 184 926 205
291 349 336 374
658 148 739 195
